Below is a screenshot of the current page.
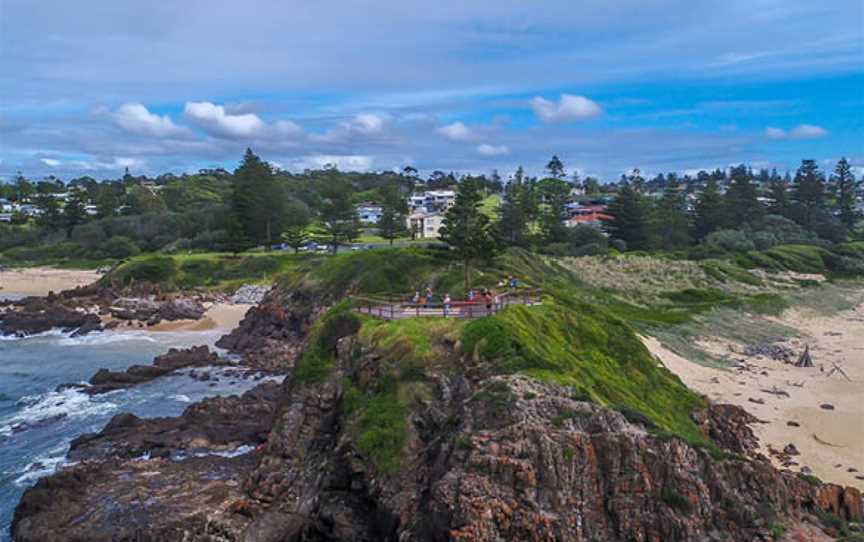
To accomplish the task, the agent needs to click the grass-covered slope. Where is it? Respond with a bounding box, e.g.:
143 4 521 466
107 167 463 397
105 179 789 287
463 301 708 445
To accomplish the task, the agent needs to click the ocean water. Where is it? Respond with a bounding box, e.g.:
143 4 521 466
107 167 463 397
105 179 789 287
0 326 276 540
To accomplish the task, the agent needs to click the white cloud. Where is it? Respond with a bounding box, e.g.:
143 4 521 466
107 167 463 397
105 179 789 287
184 101 265 138
437 121 473 141
476 143 510 156
765 126 786 139
293 154 373 171
530 94 603 123
36 156 144 171
111 103 186 137
274 120 303 136
344 113 387 135
765 124 828 140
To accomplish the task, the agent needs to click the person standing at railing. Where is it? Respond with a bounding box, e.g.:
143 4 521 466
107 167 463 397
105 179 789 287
425 287 434 308
443 294 451 316
483 289 493 314
412 291 421 306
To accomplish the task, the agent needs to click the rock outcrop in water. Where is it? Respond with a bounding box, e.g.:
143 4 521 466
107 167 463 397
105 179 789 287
10 274 864 541
77 345 225 395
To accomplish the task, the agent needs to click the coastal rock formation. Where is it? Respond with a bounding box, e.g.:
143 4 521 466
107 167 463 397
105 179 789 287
68 381 281 462
79 346 226 395
216 289 324 372
0 296 102 336
11 273 863 541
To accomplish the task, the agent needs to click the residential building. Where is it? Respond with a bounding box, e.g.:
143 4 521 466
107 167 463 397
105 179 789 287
408 190 456 214
564 202 610 228
356 202 383 224
407 212 445 239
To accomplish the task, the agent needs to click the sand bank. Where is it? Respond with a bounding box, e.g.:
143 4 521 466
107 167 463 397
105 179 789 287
0 267 101 298
645 301 864 489
137 303 251 332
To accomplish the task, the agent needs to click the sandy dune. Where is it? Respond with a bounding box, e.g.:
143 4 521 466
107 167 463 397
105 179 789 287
0 267 102 298
645 301 864 489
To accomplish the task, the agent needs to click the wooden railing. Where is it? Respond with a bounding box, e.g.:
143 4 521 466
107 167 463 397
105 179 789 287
351 289 542 320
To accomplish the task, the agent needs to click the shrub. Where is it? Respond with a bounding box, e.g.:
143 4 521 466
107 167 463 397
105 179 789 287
102 236 140 259
661 487 693 514
705 230 755 253
111 256 178 285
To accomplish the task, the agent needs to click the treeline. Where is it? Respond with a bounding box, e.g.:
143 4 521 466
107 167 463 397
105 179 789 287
0 150 504 261
602 159 861 256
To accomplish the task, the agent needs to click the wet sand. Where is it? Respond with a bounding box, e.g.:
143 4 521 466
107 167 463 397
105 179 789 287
138 303 251 332
0 267 101 297
644 301 864 489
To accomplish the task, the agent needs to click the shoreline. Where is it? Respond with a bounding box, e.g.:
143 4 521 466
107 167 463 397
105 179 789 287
0 267 102 298
645 299 864 490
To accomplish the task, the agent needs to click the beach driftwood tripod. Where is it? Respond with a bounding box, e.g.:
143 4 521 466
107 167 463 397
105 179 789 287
795 344 813 368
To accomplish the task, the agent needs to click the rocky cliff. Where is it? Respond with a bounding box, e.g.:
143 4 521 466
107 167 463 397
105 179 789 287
10 255 864 541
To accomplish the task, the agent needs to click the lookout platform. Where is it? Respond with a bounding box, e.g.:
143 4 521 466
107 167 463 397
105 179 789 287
351 289 542 320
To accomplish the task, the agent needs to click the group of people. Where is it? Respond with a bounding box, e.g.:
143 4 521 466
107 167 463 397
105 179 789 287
411 280 520 317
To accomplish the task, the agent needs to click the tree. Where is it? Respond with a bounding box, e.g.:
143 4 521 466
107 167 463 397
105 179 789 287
627 168 646 194
833 158 860 230
63 188 89 238
231 149 286 248
767 178 792 219
651 182 691 249
583 177 601 196
497 177 532 247
724 165 763 226
318 178 361 254
692 178 724 241
34 193 63 232
282 225 309 253
439 178 498 290
791 159 825 231
602 182 650 250
538 179 570 245
546 155 566 179
377 184 410 246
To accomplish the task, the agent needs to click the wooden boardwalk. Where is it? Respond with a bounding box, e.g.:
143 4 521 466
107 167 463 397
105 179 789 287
352 289 542 320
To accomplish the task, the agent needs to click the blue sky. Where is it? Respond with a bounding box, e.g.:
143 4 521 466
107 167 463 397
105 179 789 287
0 0 862 181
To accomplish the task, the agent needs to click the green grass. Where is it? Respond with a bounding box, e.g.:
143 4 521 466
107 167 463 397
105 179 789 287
293 302 361 384
462 301 709 446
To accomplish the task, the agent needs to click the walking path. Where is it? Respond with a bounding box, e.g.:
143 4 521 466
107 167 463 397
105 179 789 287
352 289 542 320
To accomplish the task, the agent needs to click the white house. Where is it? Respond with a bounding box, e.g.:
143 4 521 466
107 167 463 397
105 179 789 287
356 202 383 224
407 212 445 239
408 190 456 214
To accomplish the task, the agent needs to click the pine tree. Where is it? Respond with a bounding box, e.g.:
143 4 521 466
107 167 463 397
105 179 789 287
546 155 565 179
282 224 309 253
833 158 860 230
231 149 286 249
791 159 825 231
602 182 650 250
692 178 724 241
63 188 89 238
724 165 763 226
440 178 498 289
378 206 407 245
317 177 361 254
767 178 792 218
539 180 570 245
652 181 691 249
34 193 63 232
497 178 531 247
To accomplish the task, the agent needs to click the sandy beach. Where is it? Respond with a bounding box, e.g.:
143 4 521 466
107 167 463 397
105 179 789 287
645 300 864 489
144 303 251 332
0 267 102 298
